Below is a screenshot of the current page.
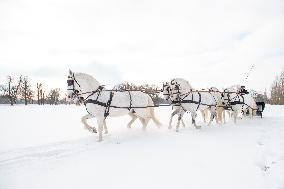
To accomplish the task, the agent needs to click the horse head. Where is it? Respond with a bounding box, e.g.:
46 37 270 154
162 82 171 101
67 70 101 103
67 70 82 102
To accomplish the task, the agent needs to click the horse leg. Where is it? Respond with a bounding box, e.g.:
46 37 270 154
169 109 178 129
96 117 105 142
191 112 200 129
176 111 185 132
223 109 226 124
217 107 224 125
139 117 147 131
191 112 195 125
148 107 161 128
103 119 108 134
249 108 253 118
181 118 186 127
227 110 231 118
200 110 206 124
127 113 138 129
145 118 150 127
81 114 97 133
208 108 216 126
233 110 238 124
216 108 220 124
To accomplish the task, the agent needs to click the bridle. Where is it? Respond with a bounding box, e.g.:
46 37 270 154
170 81 182 99
221 89 243 107
221 90 230 103
67 74 82 100
162 83 171 100
67 74 106 103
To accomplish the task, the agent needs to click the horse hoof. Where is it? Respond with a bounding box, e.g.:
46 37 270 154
168 126 172 130
195 126 201 129
104 131 108 134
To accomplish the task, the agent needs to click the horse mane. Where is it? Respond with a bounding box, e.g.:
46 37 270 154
209 87 219 92
230 85 241 91
74 72 101 90
224 86 237 92
172 78 194 90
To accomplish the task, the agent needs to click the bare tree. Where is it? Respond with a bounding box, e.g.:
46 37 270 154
270 70 284 105
113 82 163 104
4 76 23 105
36 83 42 105
47 88 60 105
40 89 45 105
21 77 33 105
36 83 46 105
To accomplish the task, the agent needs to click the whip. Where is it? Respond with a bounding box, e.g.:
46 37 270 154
244 64 255 82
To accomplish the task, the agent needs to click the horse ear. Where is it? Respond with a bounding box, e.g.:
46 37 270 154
69 69 72 75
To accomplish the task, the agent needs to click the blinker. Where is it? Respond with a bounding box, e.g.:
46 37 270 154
67 80 74 86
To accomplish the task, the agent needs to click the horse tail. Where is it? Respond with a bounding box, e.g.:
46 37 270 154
147 95 161 128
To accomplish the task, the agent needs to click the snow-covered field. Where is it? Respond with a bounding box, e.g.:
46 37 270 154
0 104 284 189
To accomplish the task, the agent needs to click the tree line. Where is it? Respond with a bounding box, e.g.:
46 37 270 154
113 82 167 105
0 76 67 105
0 71 283 106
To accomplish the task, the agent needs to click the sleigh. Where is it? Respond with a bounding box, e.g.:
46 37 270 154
255 101 265 118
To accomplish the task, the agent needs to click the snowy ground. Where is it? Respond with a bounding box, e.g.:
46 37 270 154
0 104 284 189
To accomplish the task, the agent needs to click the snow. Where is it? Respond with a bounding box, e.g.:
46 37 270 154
0 104 284 189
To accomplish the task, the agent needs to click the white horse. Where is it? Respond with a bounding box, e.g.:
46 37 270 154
162 80 210 129
163 79 214 131
208 87 226 124
168 78 217 131
162 82 186 128
221 87 257 123
163 78 214 131
67 70 161 141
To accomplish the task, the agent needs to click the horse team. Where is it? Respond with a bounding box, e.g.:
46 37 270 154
67 70 258 142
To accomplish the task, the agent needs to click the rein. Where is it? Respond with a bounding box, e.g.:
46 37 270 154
68 76 258 118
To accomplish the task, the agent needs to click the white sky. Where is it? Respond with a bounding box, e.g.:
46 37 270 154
0 0 284 95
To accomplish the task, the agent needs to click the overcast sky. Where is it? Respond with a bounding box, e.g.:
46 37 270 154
0 0 283 94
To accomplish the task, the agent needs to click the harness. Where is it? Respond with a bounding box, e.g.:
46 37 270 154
82 87 169 119
171 84 214 110
68 76 257 120
104 92 114 118
221 91 257 111
196 92 202 111
67 74 81 98
209 91 218 105
127 91 135 113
